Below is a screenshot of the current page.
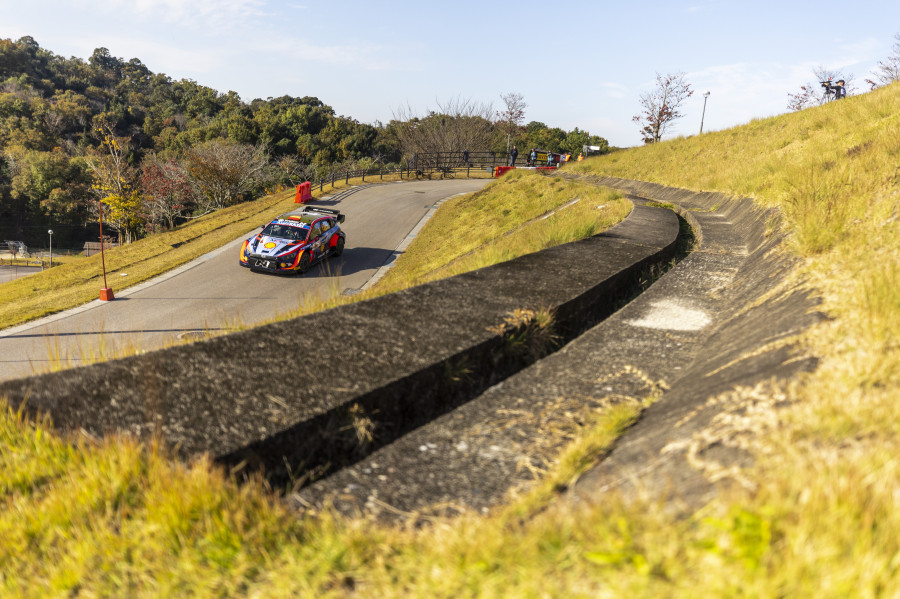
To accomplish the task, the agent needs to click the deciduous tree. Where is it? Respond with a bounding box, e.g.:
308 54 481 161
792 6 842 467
867 32 900 89
140 154 197 230
392 97 494 160
185 139 268 214
495 92 527 151
84 122 145 243
632 72 694 144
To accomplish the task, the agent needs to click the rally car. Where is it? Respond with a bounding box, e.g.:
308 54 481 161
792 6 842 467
239 206 346 274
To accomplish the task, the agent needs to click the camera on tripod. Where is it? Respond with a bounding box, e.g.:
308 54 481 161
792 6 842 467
820 79 846 99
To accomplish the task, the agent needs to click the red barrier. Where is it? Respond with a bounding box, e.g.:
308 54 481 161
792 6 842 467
494 166 516 178
294 181 312 203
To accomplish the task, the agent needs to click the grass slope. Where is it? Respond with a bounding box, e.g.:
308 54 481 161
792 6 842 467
2 83 900 596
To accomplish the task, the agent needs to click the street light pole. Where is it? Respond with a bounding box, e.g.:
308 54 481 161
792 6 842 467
700 91 710 134
48 229 53 268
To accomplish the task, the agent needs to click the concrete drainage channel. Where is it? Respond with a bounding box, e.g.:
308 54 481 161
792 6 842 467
295 178 824 520
0 193 679 494
0 178 823 522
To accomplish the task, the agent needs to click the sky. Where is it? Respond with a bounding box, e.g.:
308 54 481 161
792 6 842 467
2 0 899 148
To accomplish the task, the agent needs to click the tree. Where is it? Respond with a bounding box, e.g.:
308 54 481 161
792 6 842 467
7 146 90 220
273 155 314 187
787 67 855 111
495 92 527 151
867 32 900 89
185 139 268 214
392 97 494 159
560 128 609 157
140 154 197 230
84 122 145 243
632 72 694 144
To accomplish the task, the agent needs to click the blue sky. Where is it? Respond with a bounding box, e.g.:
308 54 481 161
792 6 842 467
2 0 898 147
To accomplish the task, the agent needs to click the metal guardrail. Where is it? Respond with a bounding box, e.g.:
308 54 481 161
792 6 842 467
309 151 505 192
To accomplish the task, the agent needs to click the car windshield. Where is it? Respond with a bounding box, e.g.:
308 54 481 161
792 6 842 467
261 223 308 241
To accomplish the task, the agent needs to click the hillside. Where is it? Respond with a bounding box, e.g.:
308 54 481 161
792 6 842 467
1 83 899 596
0 37 608 250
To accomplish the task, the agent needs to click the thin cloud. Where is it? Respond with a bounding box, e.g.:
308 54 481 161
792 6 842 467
253 37 418 72
601 82 628 99
87 0 269 30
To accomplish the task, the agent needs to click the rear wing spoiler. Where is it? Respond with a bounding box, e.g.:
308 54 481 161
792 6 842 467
302 206 345 223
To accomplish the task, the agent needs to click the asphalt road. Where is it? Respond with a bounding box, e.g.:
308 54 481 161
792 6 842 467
0 179 490 382
0 265 43 284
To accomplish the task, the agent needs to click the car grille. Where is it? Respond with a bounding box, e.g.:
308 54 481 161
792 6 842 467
247 254 281 270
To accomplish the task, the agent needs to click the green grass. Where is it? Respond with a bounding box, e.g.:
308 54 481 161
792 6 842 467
372 170 631 293
4 83 900 596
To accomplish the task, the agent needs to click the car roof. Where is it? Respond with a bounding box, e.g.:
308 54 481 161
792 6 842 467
276 209 336 226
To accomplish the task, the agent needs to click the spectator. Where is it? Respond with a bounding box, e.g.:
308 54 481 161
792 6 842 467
834 79 846 99
509 145 518 167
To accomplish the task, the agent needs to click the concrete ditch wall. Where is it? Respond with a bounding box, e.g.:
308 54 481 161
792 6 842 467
0 200 679 489
295 177 824 519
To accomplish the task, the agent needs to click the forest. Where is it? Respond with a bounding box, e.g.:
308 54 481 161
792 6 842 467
0 36 609 249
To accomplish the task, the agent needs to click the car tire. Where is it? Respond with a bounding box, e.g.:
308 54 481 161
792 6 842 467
298 252 311 274
333 236 345 257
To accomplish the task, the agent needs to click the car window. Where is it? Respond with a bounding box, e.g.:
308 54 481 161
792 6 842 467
262 223 305 240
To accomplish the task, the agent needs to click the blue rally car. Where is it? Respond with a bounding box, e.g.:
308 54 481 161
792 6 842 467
239 206 346 274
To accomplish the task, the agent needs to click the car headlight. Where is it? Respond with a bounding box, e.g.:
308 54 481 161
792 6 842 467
280 250 299 264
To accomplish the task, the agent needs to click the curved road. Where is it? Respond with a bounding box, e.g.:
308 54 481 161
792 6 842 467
0 179 490 382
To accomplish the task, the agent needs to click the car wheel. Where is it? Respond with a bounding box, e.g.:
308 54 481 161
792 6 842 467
333 236 345 257
298 252 311 274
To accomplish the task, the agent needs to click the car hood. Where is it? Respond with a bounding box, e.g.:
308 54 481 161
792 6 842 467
248 235 303 256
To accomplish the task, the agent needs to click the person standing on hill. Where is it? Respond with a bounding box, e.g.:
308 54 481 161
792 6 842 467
834 79 846 99
509 145 518 167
